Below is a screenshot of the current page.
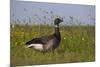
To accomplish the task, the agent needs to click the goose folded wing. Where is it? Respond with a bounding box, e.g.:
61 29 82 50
26 34 54 45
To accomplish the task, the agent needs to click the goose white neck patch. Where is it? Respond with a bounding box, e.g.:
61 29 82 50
54 25 59 28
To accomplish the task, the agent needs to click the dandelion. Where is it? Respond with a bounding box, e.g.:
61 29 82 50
64 37 66 40
15 42 18 45
82 37 84 41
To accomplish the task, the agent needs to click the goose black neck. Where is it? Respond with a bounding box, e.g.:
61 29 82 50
54 25 60 33
54 25 61 41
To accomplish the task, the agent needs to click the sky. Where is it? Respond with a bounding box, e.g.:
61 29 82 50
11 0 95 25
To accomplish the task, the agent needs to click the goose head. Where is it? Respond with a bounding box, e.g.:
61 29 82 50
54 18 63 25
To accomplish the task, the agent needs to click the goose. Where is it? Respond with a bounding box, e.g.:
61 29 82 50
25 18 63 51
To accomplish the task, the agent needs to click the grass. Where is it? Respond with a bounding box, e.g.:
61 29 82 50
10 24 95 66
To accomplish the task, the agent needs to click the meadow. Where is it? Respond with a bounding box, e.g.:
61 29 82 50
10 24 95 66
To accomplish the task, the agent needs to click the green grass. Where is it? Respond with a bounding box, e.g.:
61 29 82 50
10 25 95 66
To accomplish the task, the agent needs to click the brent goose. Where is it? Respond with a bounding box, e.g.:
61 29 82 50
25 18 63 51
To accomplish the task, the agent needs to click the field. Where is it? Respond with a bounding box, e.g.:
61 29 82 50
10 24 95 66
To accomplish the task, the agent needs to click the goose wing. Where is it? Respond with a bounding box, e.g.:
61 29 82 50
25 34 55 45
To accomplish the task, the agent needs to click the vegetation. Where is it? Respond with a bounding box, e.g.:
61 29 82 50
10 24 95 66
